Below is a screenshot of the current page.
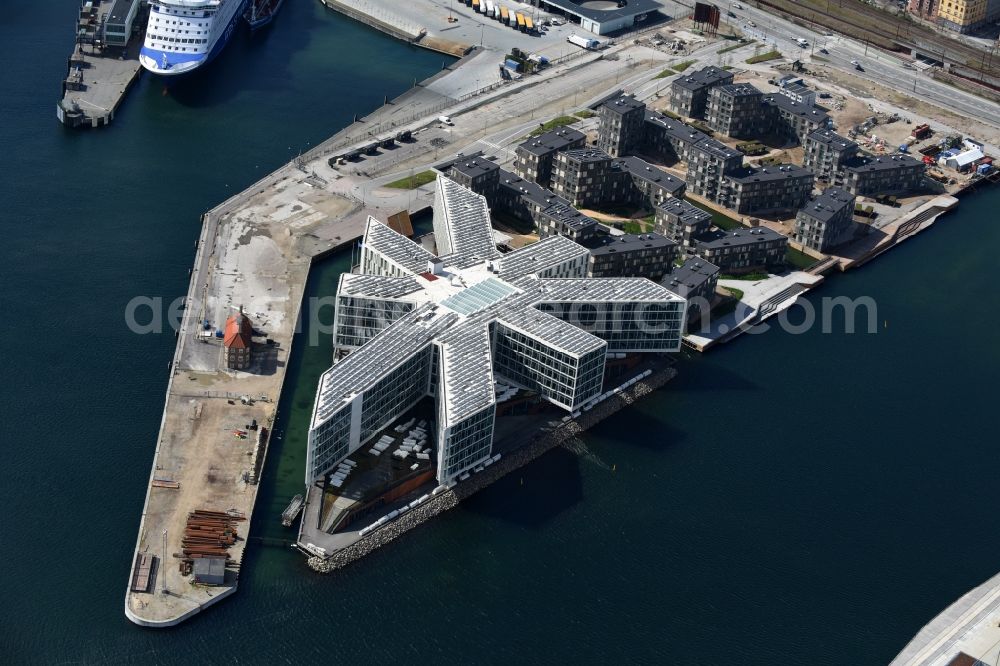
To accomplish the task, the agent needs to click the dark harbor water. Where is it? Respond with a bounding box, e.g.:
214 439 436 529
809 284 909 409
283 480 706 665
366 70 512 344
3 3 1000 664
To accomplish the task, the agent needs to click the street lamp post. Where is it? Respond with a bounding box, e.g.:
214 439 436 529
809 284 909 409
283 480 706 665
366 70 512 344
160 529 168 594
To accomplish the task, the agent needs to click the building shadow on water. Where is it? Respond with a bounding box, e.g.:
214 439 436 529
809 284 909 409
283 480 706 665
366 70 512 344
671 357 762 392
588 409 689 452
460 447 584 529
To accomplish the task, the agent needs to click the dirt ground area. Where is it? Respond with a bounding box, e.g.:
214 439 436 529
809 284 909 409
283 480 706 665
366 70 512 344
506 233 540 248
807 64 1000 147
731 65 998 153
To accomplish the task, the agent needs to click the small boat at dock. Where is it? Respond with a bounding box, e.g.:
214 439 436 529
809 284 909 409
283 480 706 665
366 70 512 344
281 494 304 527
245 0 284 31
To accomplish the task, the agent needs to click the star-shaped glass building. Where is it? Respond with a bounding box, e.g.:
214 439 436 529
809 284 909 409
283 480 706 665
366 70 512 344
307 175 687 486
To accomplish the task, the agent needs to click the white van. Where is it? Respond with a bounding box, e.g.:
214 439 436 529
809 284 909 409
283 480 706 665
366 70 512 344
438 115 453 126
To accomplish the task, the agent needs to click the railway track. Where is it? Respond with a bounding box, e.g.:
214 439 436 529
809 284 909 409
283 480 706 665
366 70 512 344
753 0 996 78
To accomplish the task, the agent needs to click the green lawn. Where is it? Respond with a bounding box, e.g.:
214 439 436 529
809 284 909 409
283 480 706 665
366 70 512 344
672 60 696 72
529 115 578 136
736 142 767 156
690 121 715 137
713 288 746 318
786 246 818 270
654 68 674 79
687 198 742 231
721 271 769 281
384 170 437 189
745 50 782 64
491 210 536 235
574 109 596 119
718 40 753 54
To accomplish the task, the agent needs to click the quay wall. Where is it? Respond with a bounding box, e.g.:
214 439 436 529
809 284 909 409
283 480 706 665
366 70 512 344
318 0 422 42
306 365 679 574
318 0 471 57
123 194 234 626
57 56 142 129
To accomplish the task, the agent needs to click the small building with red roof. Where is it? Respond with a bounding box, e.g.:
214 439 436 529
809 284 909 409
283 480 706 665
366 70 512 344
223 306 254 370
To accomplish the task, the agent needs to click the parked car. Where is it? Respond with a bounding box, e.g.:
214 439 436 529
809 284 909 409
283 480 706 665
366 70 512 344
438 115 453 126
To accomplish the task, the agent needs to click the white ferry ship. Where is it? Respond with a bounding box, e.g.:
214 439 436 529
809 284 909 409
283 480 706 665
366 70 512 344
139 0 249 76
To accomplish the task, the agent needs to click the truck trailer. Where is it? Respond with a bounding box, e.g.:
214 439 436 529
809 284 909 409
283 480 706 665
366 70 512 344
567 34 600 50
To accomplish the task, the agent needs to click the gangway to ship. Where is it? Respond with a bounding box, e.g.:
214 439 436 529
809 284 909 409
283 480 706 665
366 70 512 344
245 0 284 31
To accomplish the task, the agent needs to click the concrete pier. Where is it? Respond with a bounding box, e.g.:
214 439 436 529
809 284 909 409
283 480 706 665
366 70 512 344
318 0 471 57
122 155 431 625
891 570 1000 665
57 0 143 129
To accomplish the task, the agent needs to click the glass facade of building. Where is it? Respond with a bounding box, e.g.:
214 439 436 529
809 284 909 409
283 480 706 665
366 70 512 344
358 347 433 445
492 322 605 410
307 343 434 482
440 405 496 480
307 403 352 482
537 300 686 352
334 295 415 349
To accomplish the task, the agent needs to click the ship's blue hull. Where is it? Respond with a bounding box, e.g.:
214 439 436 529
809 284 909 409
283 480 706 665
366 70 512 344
140 0 250 76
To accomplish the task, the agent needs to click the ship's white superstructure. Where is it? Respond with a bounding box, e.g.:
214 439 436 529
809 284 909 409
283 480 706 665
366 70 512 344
139 0 249 76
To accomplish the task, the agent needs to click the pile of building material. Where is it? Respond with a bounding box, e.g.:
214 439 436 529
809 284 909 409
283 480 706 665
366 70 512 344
495 383 519 403
329 459 357 488
369 435 393 456
393 418 416 433
181 509 244 561
399 422 428 453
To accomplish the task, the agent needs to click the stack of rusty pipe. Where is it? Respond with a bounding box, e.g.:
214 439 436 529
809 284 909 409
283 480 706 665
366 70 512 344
180 509 245 562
